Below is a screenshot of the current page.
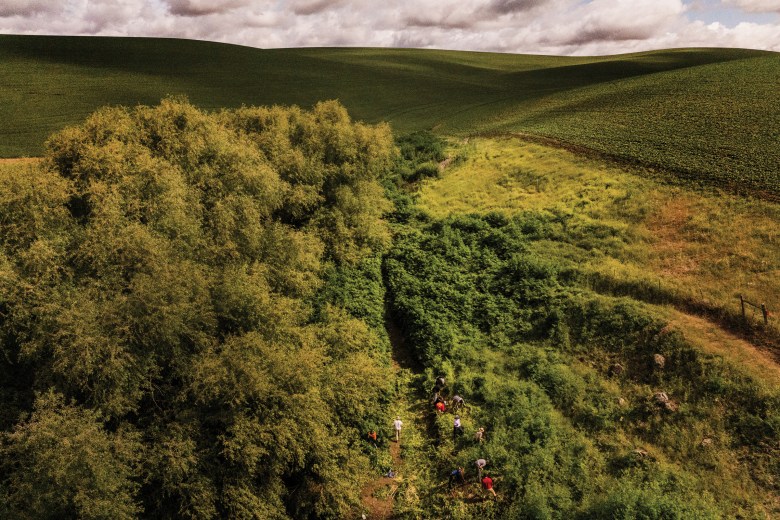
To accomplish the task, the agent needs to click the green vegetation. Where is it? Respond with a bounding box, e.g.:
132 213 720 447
1 85 778 517
0 99 395 518
384 212 779 518
419 137 780 339
1 36 778 197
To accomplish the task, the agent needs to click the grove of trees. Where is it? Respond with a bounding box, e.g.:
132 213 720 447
0 98 394 519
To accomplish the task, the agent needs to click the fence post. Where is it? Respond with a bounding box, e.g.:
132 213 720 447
740 295 746 322
761 304 768 326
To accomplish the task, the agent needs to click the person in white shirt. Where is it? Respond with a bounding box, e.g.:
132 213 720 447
453 415 464 439
476 458 487 480
393 417 403 442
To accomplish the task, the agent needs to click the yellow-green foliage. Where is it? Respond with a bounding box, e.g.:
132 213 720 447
1 390 142 520
420 137 780 336
0 99 394 519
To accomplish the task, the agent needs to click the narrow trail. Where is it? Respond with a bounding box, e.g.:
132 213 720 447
358 306 431 519
667 310 780 385
0 157 41 164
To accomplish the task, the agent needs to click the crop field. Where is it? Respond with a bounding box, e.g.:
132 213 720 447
0 35 777 196
470 54 780 199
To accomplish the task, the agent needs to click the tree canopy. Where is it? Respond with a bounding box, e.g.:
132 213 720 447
0 98 394 519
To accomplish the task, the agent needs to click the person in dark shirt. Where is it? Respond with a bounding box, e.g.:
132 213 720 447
451 394 464 411
448 467 465 489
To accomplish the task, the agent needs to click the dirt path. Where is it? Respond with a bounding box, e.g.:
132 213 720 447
667 310 780 385
358 308 427 519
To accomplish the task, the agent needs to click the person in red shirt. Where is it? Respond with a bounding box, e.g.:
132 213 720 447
435 400 446 414
482 474 497 499
367 430 377 448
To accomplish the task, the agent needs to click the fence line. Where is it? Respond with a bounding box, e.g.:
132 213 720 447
739 294 769 326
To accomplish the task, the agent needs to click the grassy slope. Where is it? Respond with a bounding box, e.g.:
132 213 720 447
1 35 777 195
400 137 780 517
420 137 780 338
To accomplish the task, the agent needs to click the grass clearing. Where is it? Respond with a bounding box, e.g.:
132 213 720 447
665 310 780 385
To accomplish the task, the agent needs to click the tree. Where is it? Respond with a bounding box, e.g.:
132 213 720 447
0 98 395 518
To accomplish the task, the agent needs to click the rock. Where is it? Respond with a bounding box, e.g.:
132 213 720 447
610 363 625 376
653 354 666 369
653 392 670 404
617 397 628 407
700 438 713 448
632 448 648 458
654 392 678 412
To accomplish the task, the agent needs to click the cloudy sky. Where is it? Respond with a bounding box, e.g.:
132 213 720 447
1 0 779 55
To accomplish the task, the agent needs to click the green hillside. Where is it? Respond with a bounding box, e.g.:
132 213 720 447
1 84 778 517
1 35 778 196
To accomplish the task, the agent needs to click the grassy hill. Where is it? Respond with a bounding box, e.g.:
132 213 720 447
1 43 779 516
1 35 778 196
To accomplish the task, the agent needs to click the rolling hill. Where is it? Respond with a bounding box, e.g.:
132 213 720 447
1 35 779 518
1 35 778 196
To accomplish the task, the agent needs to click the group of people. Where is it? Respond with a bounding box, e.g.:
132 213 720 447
364 375 497 500
430 376 486 444
447 459 496 498
434 376 497 499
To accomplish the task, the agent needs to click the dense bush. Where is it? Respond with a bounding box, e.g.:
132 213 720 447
396 130 446 166
384 211 780 518
0 99 394 519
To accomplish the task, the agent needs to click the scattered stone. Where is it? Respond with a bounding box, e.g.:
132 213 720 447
700 438 713 448
654 392 670 404
610 363 625 376
653 354 666 369
653 391 678 412
438 157 454 171
617 397 628 407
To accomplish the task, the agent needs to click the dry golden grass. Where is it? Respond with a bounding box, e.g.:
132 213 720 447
666 310 780 384
0 157 41 165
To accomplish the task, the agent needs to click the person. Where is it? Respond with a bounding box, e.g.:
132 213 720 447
393 417 403 442
474 427 485 444
367 430 377 448
431 391 444 405
435 376 446 388
481 474 497 499
435 400 446 414
451 394 464 411
385 468 396 478
448 466 465 489
453 415 464 438
475 458 487 480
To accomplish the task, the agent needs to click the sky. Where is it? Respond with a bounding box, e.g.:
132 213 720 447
0 0 779 55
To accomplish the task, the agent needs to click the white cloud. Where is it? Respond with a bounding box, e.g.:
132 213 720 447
0 0 778 55
0 0 58 17
722 0 780 12
164 0 258 17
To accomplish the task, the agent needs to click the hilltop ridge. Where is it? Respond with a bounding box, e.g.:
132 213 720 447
1 35 778 196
